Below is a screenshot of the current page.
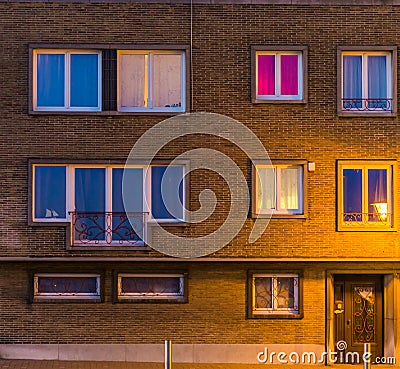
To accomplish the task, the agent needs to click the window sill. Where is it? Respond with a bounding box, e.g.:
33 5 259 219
337 226 397 232
337 111 397 118
32 298 102 303
251 213 306 219
249 312 303 319
115 297 187 303
66 245 152 251
252 99 307 104
29 110 187 116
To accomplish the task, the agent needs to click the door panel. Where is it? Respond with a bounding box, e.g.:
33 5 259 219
334 275 383 361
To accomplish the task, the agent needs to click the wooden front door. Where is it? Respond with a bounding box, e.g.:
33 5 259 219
334 275 383 361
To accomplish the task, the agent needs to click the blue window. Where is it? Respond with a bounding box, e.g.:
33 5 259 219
34 50 101 112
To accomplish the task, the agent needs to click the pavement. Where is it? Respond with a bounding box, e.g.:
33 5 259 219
0 362 398 369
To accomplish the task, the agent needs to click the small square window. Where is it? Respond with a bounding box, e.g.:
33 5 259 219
248 272 301 318
252 47 307 103
253 161 306 217
117 50 186 113
32 49 102 112
33 274 101 301
338 47 397 115
116 273 187 302
337 161 395 230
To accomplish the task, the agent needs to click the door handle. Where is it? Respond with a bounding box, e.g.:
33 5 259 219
347 320 351 325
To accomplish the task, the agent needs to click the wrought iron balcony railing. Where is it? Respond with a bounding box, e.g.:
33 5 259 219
70 211 147 246
342 98 393 112
343 212 392 226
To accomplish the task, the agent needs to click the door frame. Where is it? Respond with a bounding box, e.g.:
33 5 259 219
326 270 396 365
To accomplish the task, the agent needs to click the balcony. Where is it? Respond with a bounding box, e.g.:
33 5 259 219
342 98 393 112
70 211 147 247
342 212 392 227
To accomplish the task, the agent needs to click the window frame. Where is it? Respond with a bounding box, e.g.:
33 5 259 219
32 273 102 302
252 159 307 218
29 160 188 225
251 46 308 104
117 50 186 113
337 160 396 231
32 48 102 112
337 46 397 117
247 270 303 319
114 272 188 303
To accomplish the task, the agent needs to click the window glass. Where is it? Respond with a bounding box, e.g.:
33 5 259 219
257 167 275 210
276 277 295 309
34 166 66 219
257 55 275 95
119 54 146 108
70 54 99 108
75 168 105 212
279 167 299 210
343 169 362 215
343 55 362 103
151 166 184 220
368 169 387 217
112 168 143 212
254 276 272 309
280 55 298 95
37 54 65 107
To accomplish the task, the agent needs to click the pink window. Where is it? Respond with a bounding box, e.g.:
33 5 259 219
257 53 300 98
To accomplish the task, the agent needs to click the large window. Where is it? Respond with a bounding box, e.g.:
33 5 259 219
116 273 187 302
338 161 394 230
31 163 186 223
33 49 102 112
252 47 307 103
249 273 301 318
338 47 396 115
118 51 185 113
33 274 101 301
253 161 305 217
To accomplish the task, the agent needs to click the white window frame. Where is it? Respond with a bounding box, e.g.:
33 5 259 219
338 161 394 230
32 163 186 223
340 51 392 112
255 51 303 101
252 273 299 315
33 273 101 300
254 163 304 216
117 273 185 300
32 49 102 112
117 50 186 113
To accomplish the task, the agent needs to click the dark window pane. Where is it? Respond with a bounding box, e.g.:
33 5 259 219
276 277 295 309
34 166 66 219
343 169 362 214
120 276 183 296
254 277 272 309
75 168 105 212
37 276 98 295
368 169 388 220
343 55 362 108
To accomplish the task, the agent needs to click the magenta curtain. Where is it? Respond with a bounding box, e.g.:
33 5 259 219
257 55 275 95
281 55 298 95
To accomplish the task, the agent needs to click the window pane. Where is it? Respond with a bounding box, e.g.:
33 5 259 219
254 277 272 309
151 166 184 220
343 56 362 106
276 277 296 309
120 276 183 296
70 54 99 108
279 167 299 210
368 169 388 219
37 54 65 107
112 168 143 212
119 54 146 108
343 169 362 215
36 276 98 295
153 54 182 108
257 55 275 95
75 168 105 212
257 167 275 210
368 56 387 99
280 55 299 95
34 166 66 219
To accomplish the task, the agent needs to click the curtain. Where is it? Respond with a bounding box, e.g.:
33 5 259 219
281 55 298 95
343 169 362 214
153 54 181 108
279 167 299 210
368 56 387 109
75 168 105 212
37 54 65 107
257 55 275 95
70 54 99 108
343 56 362 108
257 167 275 211
368 169 387 214
119 54 146 108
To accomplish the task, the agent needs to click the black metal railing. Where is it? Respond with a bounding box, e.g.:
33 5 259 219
343 212 391 226
342 98 392 112
70 211 147 246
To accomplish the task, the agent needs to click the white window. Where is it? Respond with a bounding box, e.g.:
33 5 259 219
118 50 185 113
340 50 395 113
251 274 299 315
253 48 305 102
254 163 304 216
33 49 102 112
117 274 185 301
338 161 394 230
33 274 101 300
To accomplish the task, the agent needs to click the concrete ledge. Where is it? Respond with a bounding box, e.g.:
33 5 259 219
0 344 325 364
